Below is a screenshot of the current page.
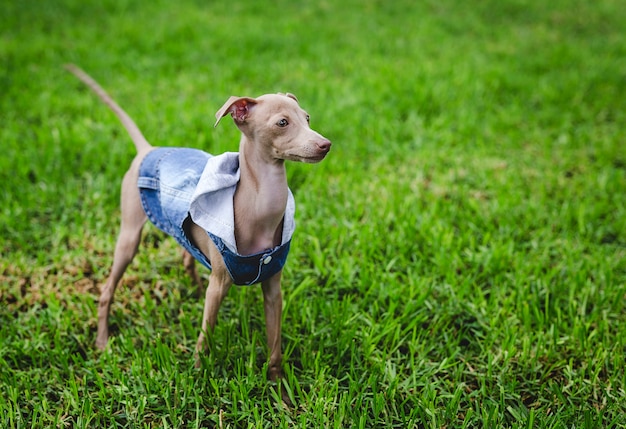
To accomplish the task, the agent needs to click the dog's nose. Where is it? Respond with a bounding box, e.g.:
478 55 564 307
317 139 332 152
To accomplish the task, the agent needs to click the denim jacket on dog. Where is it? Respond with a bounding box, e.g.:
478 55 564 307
137 147 294 285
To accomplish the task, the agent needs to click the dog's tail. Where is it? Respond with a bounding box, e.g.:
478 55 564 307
65 64 151 153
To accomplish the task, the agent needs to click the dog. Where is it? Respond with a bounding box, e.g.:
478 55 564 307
65 64 331 381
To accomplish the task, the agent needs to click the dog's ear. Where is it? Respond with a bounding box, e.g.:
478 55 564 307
278 92 299 103
214 96 258 127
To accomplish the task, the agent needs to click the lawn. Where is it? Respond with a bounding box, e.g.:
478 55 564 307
1 0 626 427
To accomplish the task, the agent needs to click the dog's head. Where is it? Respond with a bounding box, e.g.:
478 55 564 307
215 93 331 163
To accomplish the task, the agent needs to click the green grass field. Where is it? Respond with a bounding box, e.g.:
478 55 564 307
2 0 626 427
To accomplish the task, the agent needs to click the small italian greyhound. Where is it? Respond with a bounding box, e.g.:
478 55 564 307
65 64 331 381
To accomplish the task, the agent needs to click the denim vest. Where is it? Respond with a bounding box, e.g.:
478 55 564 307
137 147 292 285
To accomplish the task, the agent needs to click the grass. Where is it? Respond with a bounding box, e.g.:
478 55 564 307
1 0 626 427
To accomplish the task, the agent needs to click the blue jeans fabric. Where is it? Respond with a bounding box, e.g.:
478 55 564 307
137 147 290 285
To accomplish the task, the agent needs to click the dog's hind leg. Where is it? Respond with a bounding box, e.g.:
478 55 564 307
182 249 204 297
96 169 147 349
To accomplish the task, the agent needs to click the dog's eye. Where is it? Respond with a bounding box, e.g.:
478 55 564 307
277 118 289 127
306 115 310 124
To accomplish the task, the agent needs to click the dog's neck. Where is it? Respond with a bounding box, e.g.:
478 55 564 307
233 137 288 255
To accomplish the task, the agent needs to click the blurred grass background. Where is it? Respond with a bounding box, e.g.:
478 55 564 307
1 0 625 427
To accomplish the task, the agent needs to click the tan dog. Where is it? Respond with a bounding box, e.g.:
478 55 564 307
66 64 331 381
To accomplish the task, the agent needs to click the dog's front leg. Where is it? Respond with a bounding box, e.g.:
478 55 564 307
262 271 283 381
194 256 232 368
